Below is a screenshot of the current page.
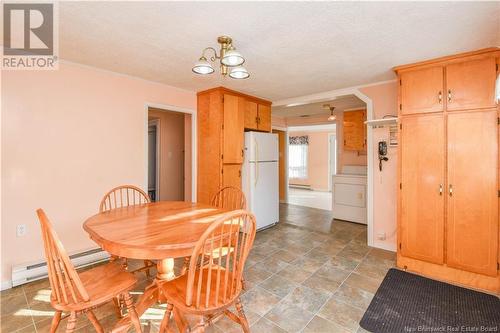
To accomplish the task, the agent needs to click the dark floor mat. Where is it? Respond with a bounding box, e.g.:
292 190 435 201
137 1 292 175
360 268 500 333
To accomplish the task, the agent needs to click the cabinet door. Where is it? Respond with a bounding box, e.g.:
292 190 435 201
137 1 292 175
244 100 259 130
222 164 242 189
400 114 445 264
446 110 498 276
400 66 444 115
223 94 245 164
343 110 365 151
446 57 497 111
258 104 272 132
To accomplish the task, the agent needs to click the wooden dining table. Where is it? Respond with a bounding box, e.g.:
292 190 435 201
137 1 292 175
83 201 230 333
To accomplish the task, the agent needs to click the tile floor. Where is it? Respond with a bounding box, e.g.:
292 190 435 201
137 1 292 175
1 204 396 332
287 188 332 211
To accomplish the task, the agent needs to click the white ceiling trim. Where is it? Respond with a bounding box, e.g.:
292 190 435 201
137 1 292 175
288 124 337 133
273 79 397 106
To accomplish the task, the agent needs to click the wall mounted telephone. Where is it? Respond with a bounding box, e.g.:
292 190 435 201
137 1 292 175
378 141 388 171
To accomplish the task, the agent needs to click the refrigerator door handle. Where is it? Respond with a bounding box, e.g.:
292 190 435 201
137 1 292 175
254 138 259 187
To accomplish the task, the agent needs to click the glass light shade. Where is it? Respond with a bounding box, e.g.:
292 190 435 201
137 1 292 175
229 66 249 79
221 48 245 67
192 57 214 75
328 114 336 121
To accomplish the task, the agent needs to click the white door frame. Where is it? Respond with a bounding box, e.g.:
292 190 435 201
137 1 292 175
144 103 197 202
273 85 376 248
328 133 337 191
148 119 160 200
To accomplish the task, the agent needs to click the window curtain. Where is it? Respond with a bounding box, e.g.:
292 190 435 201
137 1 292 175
288 136 309 179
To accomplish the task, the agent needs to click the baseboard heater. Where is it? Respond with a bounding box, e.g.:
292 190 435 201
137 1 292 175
289 184 312 190
11 248 110 287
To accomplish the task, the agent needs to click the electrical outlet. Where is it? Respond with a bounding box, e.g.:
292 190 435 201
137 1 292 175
377 232 386 241
16 224 27 237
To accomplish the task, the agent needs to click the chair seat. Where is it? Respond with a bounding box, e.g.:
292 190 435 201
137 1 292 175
51 262 137 311
161 268 241 315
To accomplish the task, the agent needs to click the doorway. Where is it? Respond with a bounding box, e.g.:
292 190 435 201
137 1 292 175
147 107 190 201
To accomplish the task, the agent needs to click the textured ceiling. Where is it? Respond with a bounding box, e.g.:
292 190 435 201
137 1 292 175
58 2 500 101
273 95 365 118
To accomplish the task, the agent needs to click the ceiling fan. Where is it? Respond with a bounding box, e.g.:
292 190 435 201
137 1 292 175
323 104 336 121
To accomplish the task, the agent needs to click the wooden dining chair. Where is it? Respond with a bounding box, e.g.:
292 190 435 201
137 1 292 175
211 186 247 210
181 187 248 279
158 210 256 333
36 209 143 333
99 185 155 277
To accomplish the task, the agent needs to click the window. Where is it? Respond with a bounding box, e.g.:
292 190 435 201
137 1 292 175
288 136 308 179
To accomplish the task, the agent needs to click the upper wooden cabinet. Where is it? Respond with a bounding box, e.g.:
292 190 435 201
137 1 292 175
244 101 258 130
400 66 444 115
446 57 497 111
396 48 500 115
197 87 271 204
244 101 272 132
223 94 245 164
343 110 366 151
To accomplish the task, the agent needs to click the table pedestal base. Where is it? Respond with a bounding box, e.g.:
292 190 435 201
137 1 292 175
111 258 188 333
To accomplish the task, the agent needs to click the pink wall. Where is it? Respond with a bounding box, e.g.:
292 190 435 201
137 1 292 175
1 62 196 284
289 130 335 191
361 82 399 250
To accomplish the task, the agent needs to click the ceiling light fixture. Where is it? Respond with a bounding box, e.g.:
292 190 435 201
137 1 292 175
193 36 249 79
323 104 336 121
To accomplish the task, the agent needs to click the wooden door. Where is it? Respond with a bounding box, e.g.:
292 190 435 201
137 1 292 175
222 164 242 189
446 110 498 276
400 66 444 115
244 100 258 130
343 110 365 151
223 94 244 164
446 57 497 111
400 114 445 264
258 104 272 132
197 91 223 204
272 129 286 201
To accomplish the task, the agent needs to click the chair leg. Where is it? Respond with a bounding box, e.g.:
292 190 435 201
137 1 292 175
159 302 173 333
143 260 151 278
123 292 143 333
235 298 250 333
65 312 77 333
181 257 190 275
86 310 104 333
50 310 62 333
112 295 124 318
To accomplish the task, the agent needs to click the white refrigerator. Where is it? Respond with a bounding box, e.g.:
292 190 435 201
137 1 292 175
242 131 279 230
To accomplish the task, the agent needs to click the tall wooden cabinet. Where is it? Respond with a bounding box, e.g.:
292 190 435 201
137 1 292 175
197 87 272 204
395 48 500 294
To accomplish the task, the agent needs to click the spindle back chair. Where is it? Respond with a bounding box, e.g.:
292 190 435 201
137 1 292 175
211 186 246 210
159 210 256 333
99 185 155 278
99 185 151 213
36 209 142 333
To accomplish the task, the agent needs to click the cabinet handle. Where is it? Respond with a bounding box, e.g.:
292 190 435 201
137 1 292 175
447 89 452 103
438 91 442 104
239 170 241 177
241 149 244 157
439 184 443 195
449 184 453 196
